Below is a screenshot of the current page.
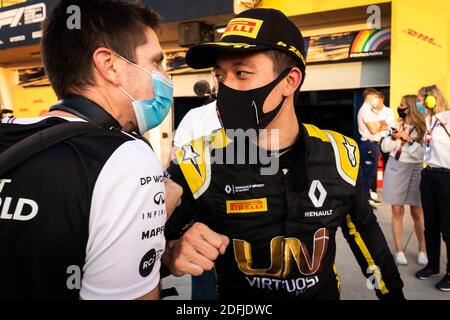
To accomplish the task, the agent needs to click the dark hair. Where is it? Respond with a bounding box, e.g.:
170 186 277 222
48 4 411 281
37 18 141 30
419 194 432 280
1 109 13 115
363 88 379 99
376 90 385 101
265 50 305 90
42 0 160 98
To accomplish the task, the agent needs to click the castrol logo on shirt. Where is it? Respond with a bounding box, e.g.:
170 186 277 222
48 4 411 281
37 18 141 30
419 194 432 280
0 179 39 221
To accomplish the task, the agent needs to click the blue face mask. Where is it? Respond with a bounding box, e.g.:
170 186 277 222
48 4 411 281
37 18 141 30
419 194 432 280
416 102 427 115
117 55 173 134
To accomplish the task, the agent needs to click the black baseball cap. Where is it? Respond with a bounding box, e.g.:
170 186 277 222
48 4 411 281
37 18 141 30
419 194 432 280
185 8 306 71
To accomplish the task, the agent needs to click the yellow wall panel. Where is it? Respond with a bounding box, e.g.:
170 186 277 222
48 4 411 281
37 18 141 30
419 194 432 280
12 85 57 118
391 0 449 111
1 0 26 8
0 68 57 118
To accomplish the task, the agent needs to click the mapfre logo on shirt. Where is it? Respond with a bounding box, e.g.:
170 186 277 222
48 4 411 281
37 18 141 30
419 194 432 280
226 198 267 214
222 18 263 39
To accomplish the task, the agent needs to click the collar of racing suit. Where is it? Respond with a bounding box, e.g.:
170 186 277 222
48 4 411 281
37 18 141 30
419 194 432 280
247 108 309 194
286 123 309 193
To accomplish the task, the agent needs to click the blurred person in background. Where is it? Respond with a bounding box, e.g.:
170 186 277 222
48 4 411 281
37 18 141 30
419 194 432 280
172 74 220 300
360 89 381 206
415 89 428 116
358 89 392 204
0 108 13 121
370 90 394 206
415 85 450 292
381 95 427 266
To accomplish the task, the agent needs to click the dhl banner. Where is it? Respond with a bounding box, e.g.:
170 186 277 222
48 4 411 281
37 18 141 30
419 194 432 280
390 0 450 110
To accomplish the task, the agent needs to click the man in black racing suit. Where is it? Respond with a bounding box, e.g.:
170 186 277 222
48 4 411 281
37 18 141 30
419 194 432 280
162 8 404 300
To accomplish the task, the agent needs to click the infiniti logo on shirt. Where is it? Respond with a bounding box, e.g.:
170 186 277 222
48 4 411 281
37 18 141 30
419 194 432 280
153 192 165 205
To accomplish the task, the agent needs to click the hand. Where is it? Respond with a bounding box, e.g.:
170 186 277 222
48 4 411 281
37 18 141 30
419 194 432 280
164 178 183 220
399 131 412 143
379 120 388 131
163 223 230 277
392 130 402 141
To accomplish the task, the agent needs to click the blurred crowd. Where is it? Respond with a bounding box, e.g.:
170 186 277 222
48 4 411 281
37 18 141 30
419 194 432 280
358 85 450 292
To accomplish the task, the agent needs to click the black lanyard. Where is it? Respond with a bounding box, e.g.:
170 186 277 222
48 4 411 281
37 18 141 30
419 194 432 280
394 125 415 160
49 94 121 131
404 124 415 136
49 94 155 148
428 115 450 139
428 117 439 135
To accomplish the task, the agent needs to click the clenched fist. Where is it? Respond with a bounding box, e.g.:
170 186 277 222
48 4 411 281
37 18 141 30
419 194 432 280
163 222 230 277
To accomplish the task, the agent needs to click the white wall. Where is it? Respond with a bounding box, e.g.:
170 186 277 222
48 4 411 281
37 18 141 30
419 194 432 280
302 60 390 91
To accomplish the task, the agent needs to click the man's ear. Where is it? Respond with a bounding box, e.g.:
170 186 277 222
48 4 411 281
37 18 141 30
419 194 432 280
283 67 302 97
92 48 121 86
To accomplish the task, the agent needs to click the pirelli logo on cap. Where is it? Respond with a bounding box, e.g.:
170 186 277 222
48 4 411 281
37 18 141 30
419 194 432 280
222 18 263 39
226 198 268 214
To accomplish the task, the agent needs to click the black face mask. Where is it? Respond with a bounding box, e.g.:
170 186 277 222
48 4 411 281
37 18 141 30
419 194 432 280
398 108 408 119
216 68 291 131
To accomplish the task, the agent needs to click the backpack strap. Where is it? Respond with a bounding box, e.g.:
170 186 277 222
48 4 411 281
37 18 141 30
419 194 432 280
0 122 99 177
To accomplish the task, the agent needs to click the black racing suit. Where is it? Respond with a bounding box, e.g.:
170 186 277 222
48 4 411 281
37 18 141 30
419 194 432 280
166 123 404 300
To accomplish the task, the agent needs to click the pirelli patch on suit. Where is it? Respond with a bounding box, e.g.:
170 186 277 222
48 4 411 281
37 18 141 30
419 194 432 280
226 198 268 214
